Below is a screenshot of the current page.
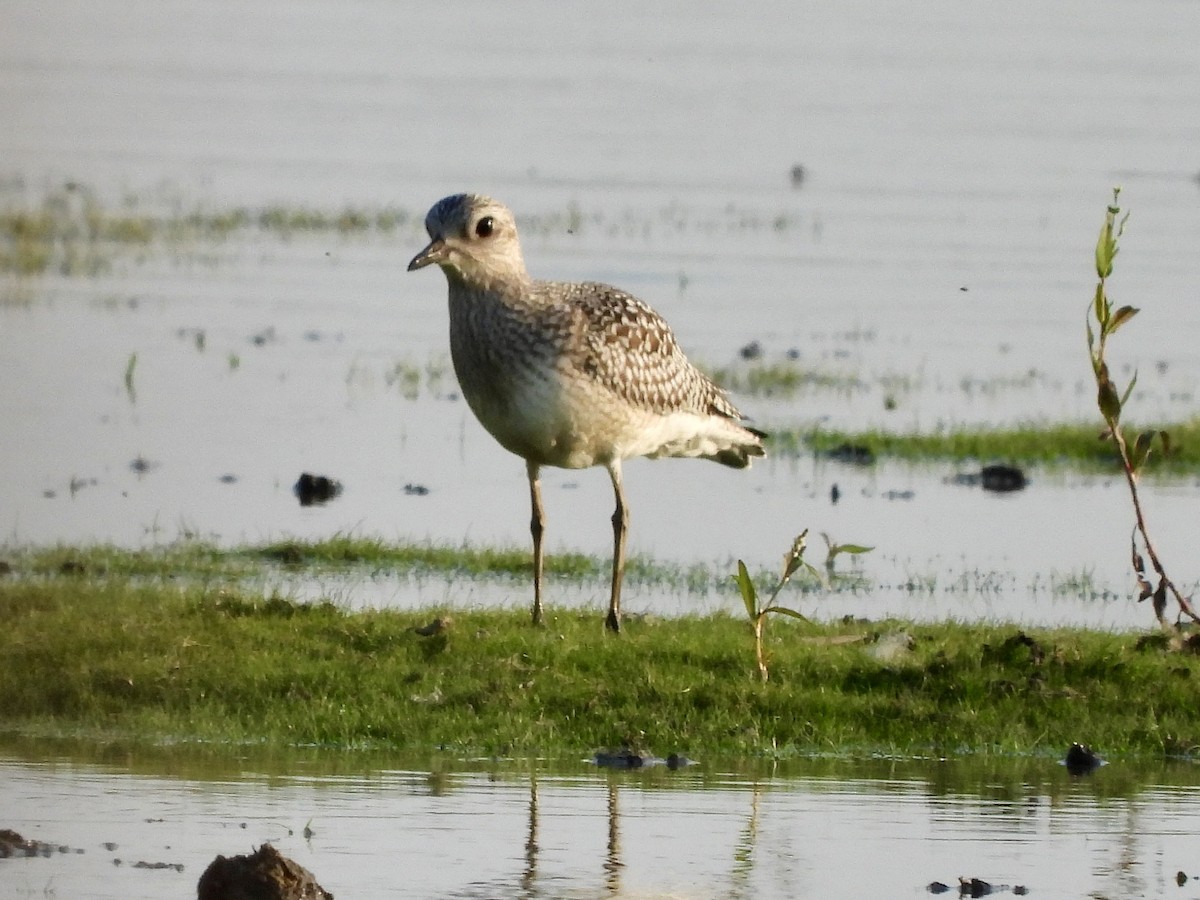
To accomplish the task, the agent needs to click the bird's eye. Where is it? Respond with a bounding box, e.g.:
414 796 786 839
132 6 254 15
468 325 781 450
475 216 495 238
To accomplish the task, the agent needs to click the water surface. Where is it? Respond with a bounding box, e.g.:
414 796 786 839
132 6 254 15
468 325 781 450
3 3 1199 626
4 738 1200 899
3 8 1200 895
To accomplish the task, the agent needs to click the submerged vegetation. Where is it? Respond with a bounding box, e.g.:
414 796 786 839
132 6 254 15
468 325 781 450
0 181 806 278
0 182 421 276
770 419 1200 472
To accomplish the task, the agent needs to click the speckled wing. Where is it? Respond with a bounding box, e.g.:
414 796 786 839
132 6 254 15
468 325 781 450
543 281 745 420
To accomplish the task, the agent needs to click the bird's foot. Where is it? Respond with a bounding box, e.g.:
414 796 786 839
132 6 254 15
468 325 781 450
605 610 621 634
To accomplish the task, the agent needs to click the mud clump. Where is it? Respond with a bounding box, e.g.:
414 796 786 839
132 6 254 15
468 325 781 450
294 473 343 507
0 828 75 858
1 829 40 857
197 844 332 900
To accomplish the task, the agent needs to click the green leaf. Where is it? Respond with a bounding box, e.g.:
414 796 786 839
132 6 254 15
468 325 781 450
764 605 809 622
1097 377 1122 423
124 352 138 399
1107 305 1139 336
1095 221 1112 279
1133 430 1155 470
735 560 757 619
1119 370 1138 409
1092 283 1108 328
831 544 874 557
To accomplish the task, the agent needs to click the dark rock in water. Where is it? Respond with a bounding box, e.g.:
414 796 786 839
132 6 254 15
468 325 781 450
1064 742 1104 775
197 843 332 900
133 860 184 872
789 164 806 188
827 443 875 466
949 465 1026 492
593 749 697 770
958 876 993 897
129 455 158 475
594 748 645 768
403 483 430 496
0 829 69 858
928 882 952 895
1012 887 1028 896
830 483 840 504
294 473 343 507
0 829 36 858
739 340 764 361
1177 870 1189 886
980 464 1026 493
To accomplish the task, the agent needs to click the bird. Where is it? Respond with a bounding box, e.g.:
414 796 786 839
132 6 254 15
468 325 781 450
407 193 765 633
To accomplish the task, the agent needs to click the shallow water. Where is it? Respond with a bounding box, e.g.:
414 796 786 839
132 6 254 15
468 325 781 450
5 738 1200 899
4 7 1200 894
3 1 1200 625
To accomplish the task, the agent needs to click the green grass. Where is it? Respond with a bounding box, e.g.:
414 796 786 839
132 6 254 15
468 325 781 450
0 185 809 278
0 186 421 276
767 418 1200 471
1 562 1198 759
3 537 852 597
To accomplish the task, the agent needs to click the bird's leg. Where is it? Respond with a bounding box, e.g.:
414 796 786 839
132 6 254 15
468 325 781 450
528 461 546 626
605 462 628 634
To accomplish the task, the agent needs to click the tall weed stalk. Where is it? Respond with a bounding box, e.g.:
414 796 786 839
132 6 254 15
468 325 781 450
1086 187 1198 627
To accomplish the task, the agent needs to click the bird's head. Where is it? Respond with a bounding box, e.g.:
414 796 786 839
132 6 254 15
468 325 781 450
408 193 528 289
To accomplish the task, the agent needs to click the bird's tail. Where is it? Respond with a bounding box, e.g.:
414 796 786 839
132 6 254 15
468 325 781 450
712 425 767 469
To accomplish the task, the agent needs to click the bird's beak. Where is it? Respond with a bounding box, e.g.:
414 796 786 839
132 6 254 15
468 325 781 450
407 237 447 272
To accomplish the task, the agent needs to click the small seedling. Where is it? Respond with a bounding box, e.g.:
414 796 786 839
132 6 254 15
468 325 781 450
1085 187 1198 627
820 532 873 576
734 531 818 682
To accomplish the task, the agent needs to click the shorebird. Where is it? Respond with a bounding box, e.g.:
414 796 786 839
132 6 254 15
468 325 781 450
407 194 765 632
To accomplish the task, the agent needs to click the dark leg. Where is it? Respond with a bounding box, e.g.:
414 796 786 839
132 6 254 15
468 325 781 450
528 462 545 626
605 462 628 633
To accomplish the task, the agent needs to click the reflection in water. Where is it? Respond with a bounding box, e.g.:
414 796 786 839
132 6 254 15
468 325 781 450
5 738 1200 898
730 781 763 899
521 774 537 899
604 778 623 895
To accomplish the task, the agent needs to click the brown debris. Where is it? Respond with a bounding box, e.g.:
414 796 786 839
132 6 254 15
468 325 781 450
197 843 332 900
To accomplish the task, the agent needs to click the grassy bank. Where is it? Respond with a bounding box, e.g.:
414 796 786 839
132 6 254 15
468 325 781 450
1 556 1197 760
